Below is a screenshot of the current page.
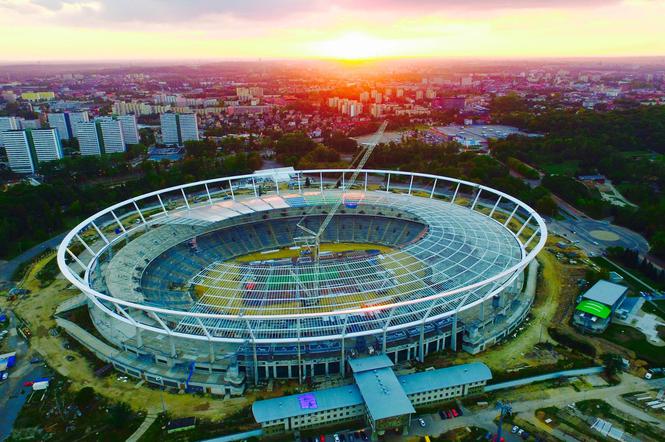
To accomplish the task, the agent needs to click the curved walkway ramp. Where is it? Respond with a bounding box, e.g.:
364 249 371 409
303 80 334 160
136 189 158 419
486 366 604 392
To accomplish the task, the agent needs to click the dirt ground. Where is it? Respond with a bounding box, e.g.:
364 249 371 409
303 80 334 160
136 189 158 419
1 235 647 421
443 239 587 372
0 254 257 420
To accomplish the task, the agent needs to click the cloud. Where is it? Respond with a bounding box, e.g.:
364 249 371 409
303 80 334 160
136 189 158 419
9 0 627 26
25 0 326 22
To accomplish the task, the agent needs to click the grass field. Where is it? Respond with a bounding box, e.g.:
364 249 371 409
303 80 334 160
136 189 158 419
233 242 394 262
601 324 665 365
193 242 428 315
542 160 579 176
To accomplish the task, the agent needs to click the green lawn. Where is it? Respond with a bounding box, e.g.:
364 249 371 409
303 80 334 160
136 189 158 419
590 256 660 292
601 324 665 365
542 160 579 176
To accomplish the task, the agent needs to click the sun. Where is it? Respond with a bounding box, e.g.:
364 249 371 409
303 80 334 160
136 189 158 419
311 32 396 60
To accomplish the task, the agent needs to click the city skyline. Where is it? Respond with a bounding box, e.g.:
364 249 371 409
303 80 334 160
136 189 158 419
1 0 665 61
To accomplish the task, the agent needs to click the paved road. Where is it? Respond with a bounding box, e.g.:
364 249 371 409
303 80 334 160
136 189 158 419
0 312 48 442
409 373 665 441
0 233 66 288
126 411 159 442
548 216 649 257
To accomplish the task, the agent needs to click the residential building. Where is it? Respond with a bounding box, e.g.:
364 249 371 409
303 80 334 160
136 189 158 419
77 119 126 156
47 111 89 140
237 87 264 99
160 113 199 146
1 128 62 173
0 116 21 147
97 115 139 145
117 115 140 145
21 91 55 101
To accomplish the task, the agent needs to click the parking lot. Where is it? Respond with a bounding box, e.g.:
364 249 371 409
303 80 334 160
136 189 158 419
301 427 371 442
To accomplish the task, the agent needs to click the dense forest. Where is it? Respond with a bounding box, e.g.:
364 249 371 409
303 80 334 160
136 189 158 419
491 103 665 257
0 142 261 258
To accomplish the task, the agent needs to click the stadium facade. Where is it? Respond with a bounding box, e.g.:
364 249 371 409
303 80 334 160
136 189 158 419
57 169 546 396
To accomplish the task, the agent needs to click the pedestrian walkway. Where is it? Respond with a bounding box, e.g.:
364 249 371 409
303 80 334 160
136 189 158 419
200 428 264 442
486 366 604 392
125 411 159 442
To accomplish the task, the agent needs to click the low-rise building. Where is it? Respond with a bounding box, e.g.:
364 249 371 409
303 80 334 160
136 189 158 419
573 280 628 333
252 356 491 436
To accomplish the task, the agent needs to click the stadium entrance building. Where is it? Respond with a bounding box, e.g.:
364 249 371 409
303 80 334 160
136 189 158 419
57 170 545 394
573 280 628 333
252 356 492 437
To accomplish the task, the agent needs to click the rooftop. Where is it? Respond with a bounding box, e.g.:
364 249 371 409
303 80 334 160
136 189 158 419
348 354 394 373
252 360 491 424
251 384 363 423
582 280 628 307
398 362 492 395
353 364 415 421
576 299 612 319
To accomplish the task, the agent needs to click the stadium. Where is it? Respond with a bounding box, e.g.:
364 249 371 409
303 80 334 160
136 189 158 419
57 169 546 396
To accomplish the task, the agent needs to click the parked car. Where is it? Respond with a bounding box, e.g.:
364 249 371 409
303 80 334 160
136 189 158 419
511 426 520 434
438 410 447 419
418 418 426 427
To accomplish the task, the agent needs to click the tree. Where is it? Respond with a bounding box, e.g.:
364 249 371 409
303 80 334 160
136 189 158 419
74 386 96 410
274 132 317 166
602 353 624 377
184 140 217 158
139 128 156 147
107 402 133 427
325 132 358 154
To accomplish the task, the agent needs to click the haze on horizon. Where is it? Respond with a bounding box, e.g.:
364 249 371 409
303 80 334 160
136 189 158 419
1 0 664 62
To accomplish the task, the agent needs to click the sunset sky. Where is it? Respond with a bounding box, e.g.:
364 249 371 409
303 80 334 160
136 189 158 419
1 0 664 61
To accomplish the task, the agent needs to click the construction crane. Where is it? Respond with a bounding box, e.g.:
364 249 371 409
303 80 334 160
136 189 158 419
293 120 388 304
494 400 512 441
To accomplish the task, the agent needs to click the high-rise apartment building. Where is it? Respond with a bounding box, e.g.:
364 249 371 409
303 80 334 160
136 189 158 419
236 87 264 100
1 128 62 173
0 116 21 147
160 113 199 146
97 115 139 145
118 115 140 145
47 111 89 140
77 119 126 156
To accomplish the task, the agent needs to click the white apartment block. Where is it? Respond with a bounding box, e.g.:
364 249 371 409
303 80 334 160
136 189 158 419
31 128 63 162
47 111 89 140
77 120 126 156
1 128 62 173
76 121 103 156
98 119 126 154
117 115 140 145
160 113 199 146
0 116 21 147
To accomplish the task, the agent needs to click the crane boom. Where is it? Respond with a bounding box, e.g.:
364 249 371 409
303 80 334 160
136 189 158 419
313 120 387 238
293 120 387 305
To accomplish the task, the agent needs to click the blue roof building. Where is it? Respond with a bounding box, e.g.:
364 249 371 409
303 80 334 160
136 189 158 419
252 357 492 436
